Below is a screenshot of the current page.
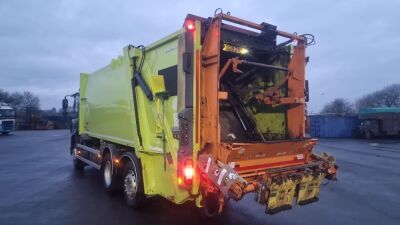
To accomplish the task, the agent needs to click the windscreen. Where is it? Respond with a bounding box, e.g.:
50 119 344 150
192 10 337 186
0 109 15 119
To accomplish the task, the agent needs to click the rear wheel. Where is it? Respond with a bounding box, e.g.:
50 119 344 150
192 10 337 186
71 135 85 171
122 154 146 209
72 149 86 171
198 192 224 219
1 132 9 135
102 153 121 194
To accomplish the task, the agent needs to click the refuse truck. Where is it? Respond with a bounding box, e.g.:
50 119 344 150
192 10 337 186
63 11 338 217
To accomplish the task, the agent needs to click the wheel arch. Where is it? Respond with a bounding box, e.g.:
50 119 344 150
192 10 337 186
102 143 138 176
119 151 142 185
120 150 146 207
120 151 138 169
101 143 118 175
70 133 79 155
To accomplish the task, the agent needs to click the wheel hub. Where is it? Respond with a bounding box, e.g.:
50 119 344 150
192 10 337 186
104 161 112 186
124 170 137 198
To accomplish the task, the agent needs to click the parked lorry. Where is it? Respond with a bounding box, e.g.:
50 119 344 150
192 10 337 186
355 108 400 139
0 103 15 134
63 11 337 216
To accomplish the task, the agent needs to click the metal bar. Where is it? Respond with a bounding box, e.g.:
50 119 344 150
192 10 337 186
218 59 233 79
267 162 321 173
277 30 305 42
218 13 305 41
235 67 259 83
228 86 266 141
219 13 264 31
241 60 288 71
220 23 259 36
134 72 153 101
76 155 101 170
277 39 294 48
131 72 144 147
77 144 100 155
161 95 167 171
228 96 249 133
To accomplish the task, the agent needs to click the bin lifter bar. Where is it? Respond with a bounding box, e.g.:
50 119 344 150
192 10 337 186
216 13 306 42
241 60 288 71
219 57 288 80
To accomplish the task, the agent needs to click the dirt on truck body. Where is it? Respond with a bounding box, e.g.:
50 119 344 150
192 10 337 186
63 11 337 217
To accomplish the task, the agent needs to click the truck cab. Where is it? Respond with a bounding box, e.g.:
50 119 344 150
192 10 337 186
358 119 380 139
0 104 15 134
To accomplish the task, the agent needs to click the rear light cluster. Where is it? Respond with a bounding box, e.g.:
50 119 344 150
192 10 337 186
185 20 195 32
178 159 194 189
178 19 196 190
184 163 194 180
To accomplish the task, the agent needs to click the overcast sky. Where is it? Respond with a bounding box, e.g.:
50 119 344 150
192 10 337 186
1 0 399 112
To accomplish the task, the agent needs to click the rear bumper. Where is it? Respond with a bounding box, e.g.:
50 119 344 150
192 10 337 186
198 151 337 215
219 139 318 180
253 161 332 214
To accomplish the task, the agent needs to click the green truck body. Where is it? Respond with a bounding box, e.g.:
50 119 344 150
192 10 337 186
79 30 190 202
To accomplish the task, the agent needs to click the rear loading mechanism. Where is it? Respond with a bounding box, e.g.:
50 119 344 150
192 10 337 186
193 11 337 215
198 151 337 214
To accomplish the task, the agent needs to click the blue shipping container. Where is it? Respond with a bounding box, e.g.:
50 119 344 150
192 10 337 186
308 115 360 138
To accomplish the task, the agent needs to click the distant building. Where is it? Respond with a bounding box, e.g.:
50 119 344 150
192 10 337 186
307 114 360 138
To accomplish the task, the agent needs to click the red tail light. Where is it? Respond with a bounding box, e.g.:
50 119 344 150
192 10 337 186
185 20 195 31
184 164 194 180
178 159 194 188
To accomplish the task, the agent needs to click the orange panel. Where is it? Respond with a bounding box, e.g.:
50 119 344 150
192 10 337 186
200 18 222 158
287 42 306 138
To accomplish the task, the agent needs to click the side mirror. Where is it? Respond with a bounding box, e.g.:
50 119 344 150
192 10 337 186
62 98 68 110
62 98 69 117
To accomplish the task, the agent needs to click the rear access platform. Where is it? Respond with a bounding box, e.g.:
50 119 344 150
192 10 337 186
198 148 337 215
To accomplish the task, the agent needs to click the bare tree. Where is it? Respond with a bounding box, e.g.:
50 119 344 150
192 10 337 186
355 93 379 109
19 91 40 114
321 98 355 115
356 83 400 109
1 91 40 114
376 84 400 107
0 89 12 103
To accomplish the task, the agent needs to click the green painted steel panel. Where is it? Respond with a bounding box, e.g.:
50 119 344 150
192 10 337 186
79 29 190 203
80 52 137 147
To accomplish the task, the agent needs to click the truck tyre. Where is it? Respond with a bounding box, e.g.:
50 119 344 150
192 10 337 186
1 132 9 135
122 154 146 209
101 153 121 194
71 135 85 171
198 192 223 219
72 156 86 171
